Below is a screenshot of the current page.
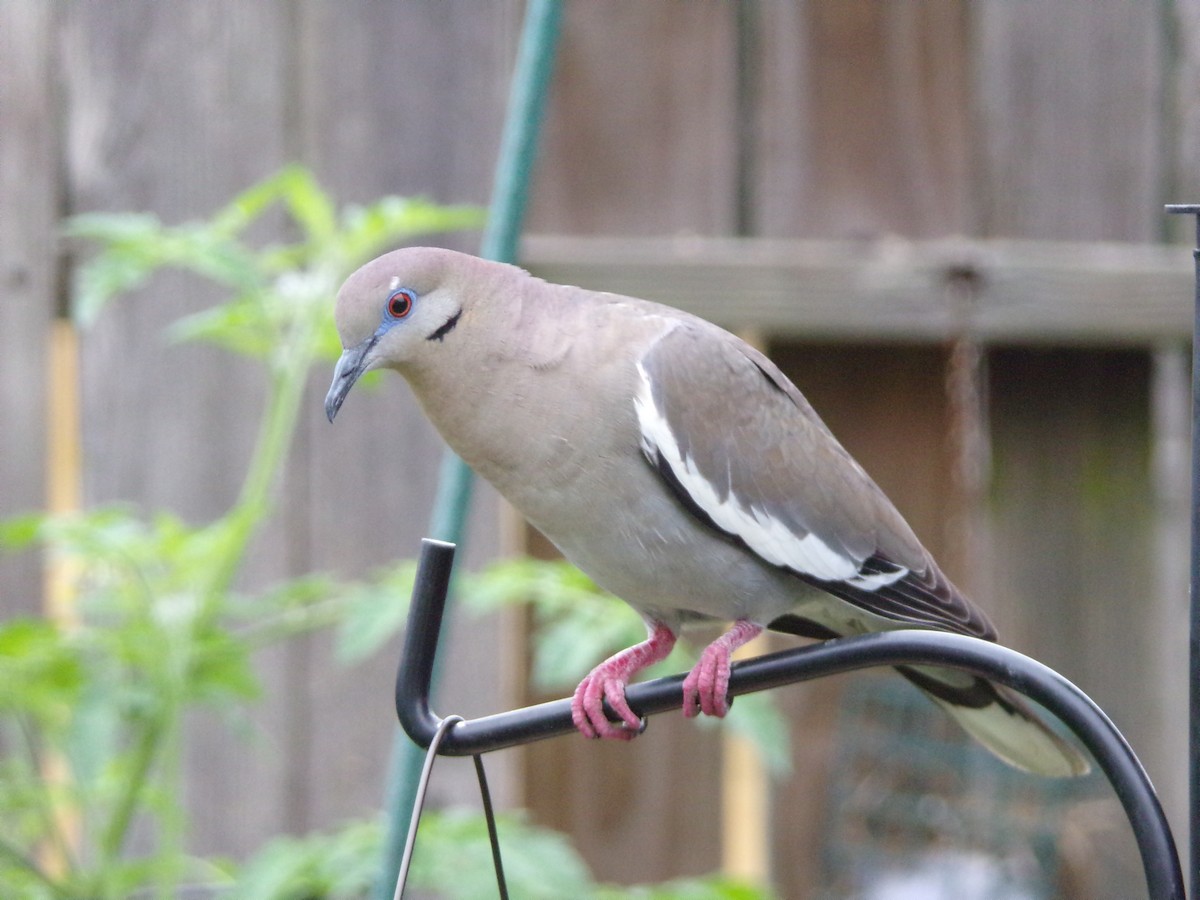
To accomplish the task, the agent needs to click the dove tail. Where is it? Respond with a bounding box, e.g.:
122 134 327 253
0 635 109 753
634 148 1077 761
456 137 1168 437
765 615 1089 777
897 665 1091 777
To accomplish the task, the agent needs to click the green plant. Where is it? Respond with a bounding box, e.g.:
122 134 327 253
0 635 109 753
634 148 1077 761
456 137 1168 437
0 167 481 899
230 811 772 900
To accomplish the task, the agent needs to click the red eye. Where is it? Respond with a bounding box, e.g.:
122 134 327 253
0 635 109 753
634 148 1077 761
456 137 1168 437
387 288 414 319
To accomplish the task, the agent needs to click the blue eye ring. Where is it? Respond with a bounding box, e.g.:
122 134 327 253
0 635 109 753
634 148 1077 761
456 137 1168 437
386 288 415 319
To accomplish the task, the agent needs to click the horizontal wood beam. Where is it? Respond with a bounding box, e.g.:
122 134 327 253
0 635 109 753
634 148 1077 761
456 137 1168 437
520 235 1193 345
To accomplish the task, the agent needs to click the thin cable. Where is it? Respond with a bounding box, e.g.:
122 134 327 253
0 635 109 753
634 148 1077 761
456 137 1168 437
473 754 508 900
393 714 463 900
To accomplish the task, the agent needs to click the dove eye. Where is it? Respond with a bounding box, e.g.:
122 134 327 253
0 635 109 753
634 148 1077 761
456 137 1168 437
386 288 415 319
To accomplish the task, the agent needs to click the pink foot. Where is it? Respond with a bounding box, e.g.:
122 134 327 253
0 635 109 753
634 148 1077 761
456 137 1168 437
682 620 763 718
572 621 676 740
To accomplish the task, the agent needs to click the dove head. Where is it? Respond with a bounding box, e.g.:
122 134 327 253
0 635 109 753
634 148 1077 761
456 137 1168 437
325 247 483 422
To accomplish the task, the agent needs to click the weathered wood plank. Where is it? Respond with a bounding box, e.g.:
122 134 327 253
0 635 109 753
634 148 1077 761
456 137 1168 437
975 1 1164 241
767 344 961 895
0 4 58 619
521 234 1194 343
755 1 971 239
12 2 1185 893
1167 0 1200 233
527 1 739 236
975 4 1175 886
1161 0 1200 859
66 2 288 520
62 0 296 859
1148 347 1191 853
982 348 1152 899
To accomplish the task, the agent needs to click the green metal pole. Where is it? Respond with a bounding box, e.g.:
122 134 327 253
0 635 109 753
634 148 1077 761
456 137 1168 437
373 3 563 897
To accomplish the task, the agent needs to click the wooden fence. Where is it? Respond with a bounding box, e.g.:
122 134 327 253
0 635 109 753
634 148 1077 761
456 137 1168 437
2 2 1198 897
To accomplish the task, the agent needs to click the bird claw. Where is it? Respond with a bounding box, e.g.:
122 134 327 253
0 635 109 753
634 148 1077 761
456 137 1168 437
570 621 677 741
681 647 733 718
571 671 644 740
682 619 762 719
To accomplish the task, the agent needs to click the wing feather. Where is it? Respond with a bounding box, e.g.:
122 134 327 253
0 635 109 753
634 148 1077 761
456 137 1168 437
635 324 994 641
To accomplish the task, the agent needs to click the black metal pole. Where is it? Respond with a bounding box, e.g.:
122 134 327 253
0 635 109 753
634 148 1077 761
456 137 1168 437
397 538 1184 899
1167 203 1200 900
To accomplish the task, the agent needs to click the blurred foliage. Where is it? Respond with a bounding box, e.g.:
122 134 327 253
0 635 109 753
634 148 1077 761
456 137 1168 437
231 812 771 900
0 168 479 899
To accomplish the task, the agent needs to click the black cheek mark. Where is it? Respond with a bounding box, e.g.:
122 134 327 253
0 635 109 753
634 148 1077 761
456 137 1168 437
426 308 462 343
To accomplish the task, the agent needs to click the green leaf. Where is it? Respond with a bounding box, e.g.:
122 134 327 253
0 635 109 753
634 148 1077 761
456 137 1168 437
336 196 485 265
0 513 46 551
229 819 379 900
209 168 295 237
187 625 260 705
66 213 167 326
211 165 336 246
0 619 82 725
531 598 645 689
250 573 341 620
461 558 609 615
597 875 773 899
706 691 792 776
408 809 596 900
334 562 418 664
277 167 338 245
162 226 264 291
165 292 276 358
64 676 122 787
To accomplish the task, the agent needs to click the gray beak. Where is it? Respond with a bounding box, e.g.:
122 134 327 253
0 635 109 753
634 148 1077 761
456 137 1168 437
325 336 374 422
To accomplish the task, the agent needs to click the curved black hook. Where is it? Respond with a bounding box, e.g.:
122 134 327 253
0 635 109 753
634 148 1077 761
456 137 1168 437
395 538 1184 900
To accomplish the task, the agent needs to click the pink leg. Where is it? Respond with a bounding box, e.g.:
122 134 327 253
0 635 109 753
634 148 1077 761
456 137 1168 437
572 621 677 740
682 619 763 718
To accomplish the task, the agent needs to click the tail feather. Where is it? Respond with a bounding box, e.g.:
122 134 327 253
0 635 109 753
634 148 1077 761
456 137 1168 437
767 615 1090 777
897 665 1091 777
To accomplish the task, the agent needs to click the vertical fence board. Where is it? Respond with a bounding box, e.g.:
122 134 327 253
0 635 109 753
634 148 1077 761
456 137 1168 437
0 4 58 619
985 351 1154 707
767 344 959 896
1169 0 1200 222
62 0 297 857
1150 347 1192 857
528 1 738 236
755 1 971 239
65 1 288 520
974 1 1164 241
973 3 1175 876
983 348 1150 898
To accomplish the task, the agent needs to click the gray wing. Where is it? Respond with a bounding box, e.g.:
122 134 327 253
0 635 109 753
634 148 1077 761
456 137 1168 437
634 322 995 640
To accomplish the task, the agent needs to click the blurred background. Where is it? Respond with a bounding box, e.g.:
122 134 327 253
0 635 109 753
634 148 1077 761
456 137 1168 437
3 2 1199 897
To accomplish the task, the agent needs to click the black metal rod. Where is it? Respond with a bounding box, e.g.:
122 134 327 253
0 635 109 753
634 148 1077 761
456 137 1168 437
396 538 1183 899
1167 203 1200 900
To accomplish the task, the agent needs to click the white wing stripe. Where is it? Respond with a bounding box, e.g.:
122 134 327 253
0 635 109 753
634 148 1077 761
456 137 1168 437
635 363 907 590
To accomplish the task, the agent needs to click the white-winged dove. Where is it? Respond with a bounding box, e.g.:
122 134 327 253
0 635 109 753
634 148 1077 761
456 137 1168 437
326 247 1088 777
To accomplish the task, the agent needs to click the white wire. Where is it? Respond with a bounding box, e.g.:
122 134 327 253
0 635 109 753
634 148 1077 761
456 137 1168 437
393 714 464 900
